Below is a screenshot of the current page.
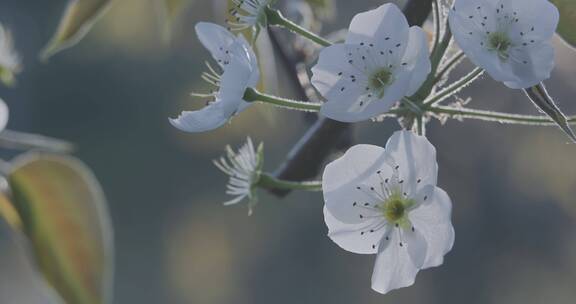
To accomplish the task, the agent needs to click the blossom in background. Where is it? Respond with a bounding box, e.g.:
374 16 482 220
227 0 274 33
449 0 559 89
0 24 21 86
322 130 454 294
311 3 431 123
0 98 8 132
214 137 264 215
169 22 259 133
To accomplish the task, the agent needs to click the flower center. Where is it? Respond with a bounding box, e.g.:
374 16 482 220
487 32 512 60
368 68 393 97
380 192 414 224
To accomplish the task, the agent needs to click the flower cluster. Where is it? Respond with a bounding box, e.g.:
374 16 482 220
175 0 570 297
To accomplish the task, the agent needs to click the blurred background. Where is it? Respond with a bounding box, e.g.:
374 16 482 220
0 0 575 303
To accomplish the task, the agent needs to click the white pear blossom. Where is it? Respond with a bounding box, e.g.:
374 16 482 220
449 0 559 89
214 137 264 215
227 0 274 32
311 3 431 123
0 98 8 132
0 24 21 86
170 22 259 133
322 130 454 294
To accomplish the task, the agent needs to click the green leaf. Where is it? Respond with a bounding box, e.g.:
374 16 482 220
0 220 65 304
0 191 22 231
551 0 576 49
41 0 114 60
524 83 576 142
8 154 114 304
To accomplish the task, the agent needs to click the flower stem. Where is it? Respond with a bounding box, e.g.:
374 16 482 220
430 106 576 125
431 0 442 56
258 173 322 192
244 87 322 112
410 16 453 102
0 129 75 152
424 67 484 106
265 7 332 47
430 18 452 74
416 116 425 135
433 51 465 84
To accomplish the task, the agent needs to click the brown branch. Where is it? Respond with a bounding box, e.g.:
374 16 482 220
268 0 434 197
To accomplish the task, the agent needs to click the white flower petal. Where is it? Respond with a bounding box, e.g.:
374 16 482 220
346 3 409 49
324 207 390 254
311 44 358 97
502 42 554 89
0 98 8 132
322 144 394 224
195 22 237 66
402 27 432 95
236 35 260 84
506 0 559 41
371 231 419 294
403 226 428 269
409 186 455 268
384 131 438 195
169 101 236 133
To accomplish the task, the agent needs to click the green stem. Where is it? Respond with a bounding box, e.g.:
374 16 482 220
430 106 576 125
0 130 75 152
258 173 322 191
409 18 453 102
402 97 424 115
244 87 322 112
424 67 484 106
430 19 452 73
433 51 465 84
431 0 441 56
265 7 332 47
416 116 425 135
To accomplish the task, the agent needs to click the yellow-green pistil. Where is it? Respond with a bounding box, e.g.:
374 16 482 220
369 68 393 98
380 191 415 227
487 32 512 61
